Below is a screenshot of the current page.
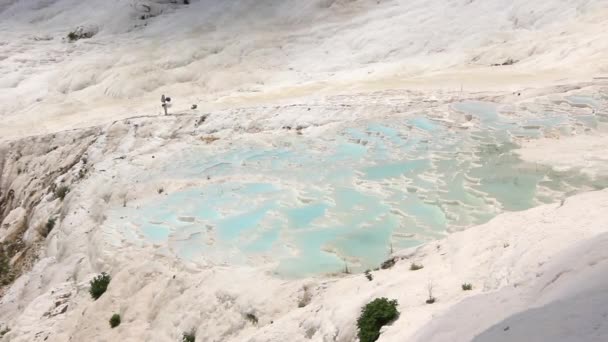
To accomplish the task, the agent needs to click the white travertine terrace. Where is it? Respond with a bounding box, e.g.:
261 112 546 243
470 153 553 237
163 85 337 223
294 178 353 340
1 1 608 341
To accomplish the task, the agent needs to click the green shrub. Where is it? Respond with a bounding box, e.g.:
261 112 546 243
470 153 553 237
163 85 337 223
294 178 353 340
46 218 56 235
89 272 111 300
462 283 473 291
357 298 399 342
410 263 424 271
426 282 436 304
0 246 14 286
182 331 196 342
298 285 312 308
364 270 373 281
66 27 96 42
55 185 69 200
380 257 396 269
67 32 78 41
0 249 10 275
245 313 258 325
109 313 121 328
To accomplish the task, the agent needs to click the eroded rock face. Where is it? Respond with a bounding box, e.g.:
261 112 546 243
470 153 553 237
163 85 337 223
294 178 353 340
0 207 26 243
0 127 101 293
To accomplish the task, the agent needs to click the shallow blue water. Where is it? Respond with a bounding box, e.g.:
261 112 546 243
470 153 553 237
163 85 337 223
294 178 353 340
106 98 608 277
287 203 328 229
409 117 438 132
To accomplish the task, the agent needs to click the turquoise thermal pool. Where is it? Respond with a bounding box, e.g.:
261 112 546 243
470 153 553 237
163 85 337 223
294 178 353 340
107 99 608 277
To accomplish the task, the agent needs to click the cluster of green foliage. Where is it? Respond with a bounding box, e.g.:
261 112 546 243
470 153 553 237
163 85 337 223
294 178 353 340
410 263 424 271
298 285 311 308
364 269 373 281
66 29 95 42
462 283 473 291
0 245 14 286
46 217 56 235
182 331 196 342
245 313 258 325
109 314 121 328
55 185 69 200
89 272 111 300
357 298 399 342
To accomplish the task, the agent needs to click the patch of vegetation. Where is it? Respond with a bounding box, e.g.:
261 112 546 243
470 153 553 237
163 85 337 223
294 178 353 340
158 187 164 194
462 283 473 291
55 185 69 200
67 27 96 42
182 331 196 342
298 285 312 308
200 136 220 144
364 269 373 281
194 115 207 127
380 257 396 269
357 298 399 342
245 313 258 325
410 263 424 271
426 281 436 304
0 327 10 337
109 313 121 328
45 217 56 236
89 272 111 300
67 32 78 41
492 58 518 66
0 245 15 286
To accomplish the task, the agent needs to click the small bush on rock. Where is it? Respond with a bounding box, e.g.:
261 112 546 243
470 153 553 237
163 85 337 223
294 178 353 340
0 246 15 286
357 297 399 342
410 263 424 271
245 313 258 325
182 331 195 342
298 285 312 308
426 281 436 304
109 313 121 328
45 218 56 235
364 269 373 281
462 283 473 291
89 272 111 300
55 185 69 200
67 26 97 42
380 257 396 269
